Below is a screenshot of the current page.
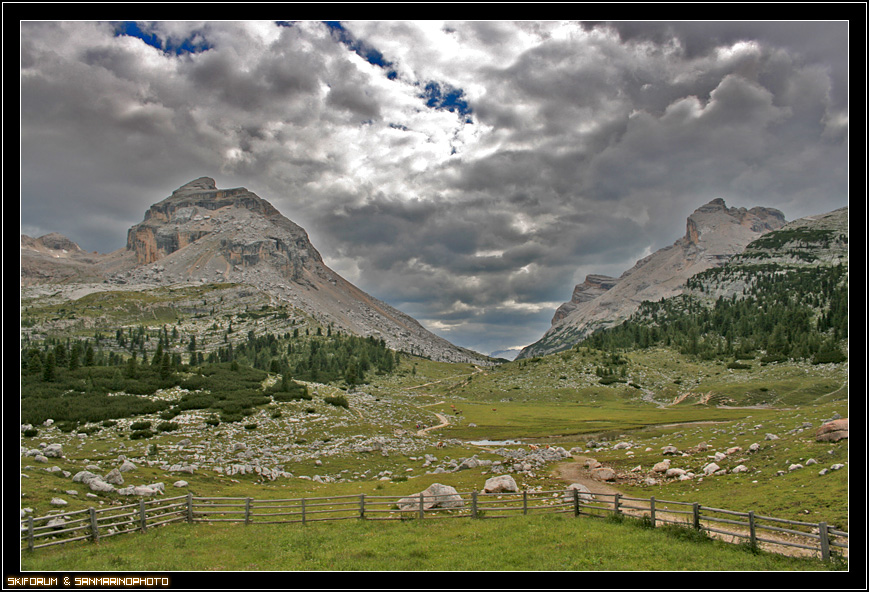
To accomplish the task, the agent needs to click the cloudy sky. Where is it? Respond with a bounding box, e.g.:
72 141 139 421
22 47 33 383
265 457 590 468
19 20 850 356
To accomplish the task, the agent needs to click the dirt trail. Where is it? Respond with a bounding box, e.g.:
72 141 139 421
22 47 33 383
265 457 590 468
416 412 450 436
551 457 842 559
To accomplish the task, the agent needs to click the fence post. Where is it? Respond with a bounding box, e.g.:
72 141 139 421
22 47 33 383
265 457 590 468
359 494 365 519
27 516 34 551
573 489 579 517
244 498 251 525
301 498 306 525
89 508 99 543
523 491 528 515
418 492 425 519
186 493 193 523
819 522 830 561
748 511 757 549
692 503 701 530
139 499 147 532
614 493 621 515
649 497 656 527
471 491 478 519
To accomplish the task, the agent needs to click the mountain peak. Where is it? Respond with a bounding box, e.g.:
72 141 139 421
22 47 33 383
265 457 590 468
174 177 218 193
685 199 785 246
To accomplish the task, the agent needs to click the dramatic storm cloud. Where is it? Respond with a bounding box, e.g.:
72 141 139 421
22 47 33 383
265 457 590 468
19 20 850 356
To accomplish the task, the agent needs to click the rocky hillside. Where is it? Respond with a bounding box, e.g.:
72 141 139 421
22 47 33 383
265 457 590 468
517 199 787 359
20 178 489 365
582 206 848 362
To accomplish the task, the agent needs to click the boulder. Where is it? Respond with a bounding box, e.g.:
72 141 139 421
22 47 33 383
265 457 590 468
591 467 616 481
816 418 848 442
72 470 100 484
483 475 518 493
119 460 137 472
652 459 671 473
662 446 679 455
563 483 594 503
397 483 464 511
88 478 116 493
665 468 687 478
702 462 721 475
104 468 124 485
43 443 63 458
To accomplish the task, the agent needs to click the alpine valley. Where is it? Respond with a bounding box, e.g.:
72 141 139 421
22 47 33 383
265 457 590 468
19 179 848 571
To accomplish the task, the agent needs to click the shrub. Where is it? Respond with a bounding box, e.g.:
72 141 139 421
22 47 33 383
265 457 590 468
130 429 154 440
130 420 152 431
324 395 349 409
812 349 847 365
727 362 751 370
22 428 38 438
156 421 179 432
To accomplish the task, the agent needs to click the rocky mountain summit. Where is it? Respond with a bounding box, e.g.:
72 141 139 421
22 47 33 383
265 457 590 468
21 177 489 365
517 199 787 359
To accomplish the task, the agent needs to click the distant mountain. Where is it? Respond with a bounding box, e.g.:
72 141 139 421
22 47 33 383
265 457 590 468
516 198 787 359
582 206 848 362
20 177 490 365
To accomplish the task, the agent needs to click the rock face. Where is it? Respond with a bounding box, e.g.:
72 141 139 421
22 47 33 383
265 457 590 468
551 274 619 324
21 177 488 365
517 199 786 359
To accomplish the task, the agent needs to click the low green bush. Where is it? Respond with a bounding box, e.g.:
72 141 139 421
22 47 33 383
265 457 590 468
324 395 349 409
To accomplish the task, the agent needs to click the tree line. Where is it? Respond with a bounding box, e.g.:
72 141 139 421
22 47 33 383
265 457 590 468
582 263 848 364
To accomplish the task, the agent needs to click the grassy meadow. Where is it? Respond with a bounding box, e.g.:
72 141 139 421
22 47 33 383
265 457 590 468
17 287 849 572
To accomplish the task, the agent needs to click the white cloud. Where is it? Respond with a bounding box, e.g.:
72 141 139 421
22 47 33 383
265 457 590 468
19 20 849 354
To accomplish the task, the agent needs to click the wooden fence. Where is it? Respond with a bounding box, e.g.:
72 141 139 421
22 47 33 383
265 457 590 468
20 489 848 562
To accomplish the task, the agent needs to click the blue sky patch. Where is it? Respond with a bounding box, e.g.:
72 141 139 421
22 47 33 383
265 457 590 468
420 81 473 119
322 22 473 121
113 21 211 55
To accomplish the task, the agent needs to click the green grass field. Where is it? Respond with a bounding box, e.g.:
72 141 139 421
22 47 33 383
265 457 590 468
19 512 846 573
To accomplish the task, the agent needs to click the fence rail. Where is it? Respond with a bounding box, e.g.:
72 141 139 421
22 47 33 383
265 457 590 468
21 489 848 562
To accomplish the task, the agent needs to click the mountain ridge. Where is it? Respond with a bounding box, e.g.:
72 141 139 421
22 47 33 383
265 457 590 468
516 198 787 359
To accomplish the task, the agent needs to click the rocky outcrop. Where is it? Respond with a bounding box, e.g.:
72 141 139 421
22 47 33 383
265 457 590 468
551 274 619 324
517 199 786 359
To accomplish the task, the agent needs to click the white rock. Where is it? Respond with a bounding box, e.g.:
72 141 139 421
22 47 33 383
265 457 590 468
483 475 518 493
703 463 721 475
563 483 594 503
